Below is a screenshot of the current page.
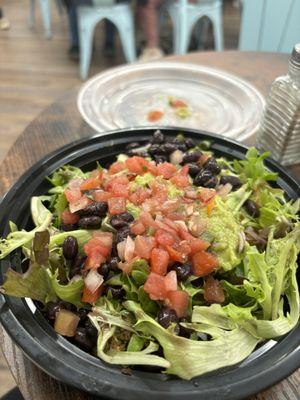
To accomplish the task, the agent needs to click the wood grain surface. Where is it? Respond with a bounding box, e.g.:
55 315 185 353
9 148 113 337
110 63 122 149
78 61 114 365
0 51 299 400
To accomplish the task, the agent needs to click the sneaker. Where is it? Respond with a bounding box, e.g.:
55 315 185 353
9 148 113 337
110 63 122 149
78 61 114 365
0 17 10 30
139 47 164 62
68 45 79 61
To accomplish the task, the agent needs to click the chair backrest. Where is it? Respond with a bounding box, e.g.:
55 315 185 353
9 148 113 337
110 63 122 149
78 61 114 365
239 0 300 52
92 0 114 6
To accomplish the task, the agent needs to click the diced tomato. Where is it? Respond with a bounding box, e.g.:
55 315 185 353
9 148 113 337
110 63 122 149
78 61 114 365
203 276 225 304
150 181 168 202
164 270 177 292
150 247 170 275
125 157 149 175
144 272 167 300
64 188 82 203
192 251 219 276
93 231 113 248
108 197 126 215
139 211 159 229
179 165 189 176
155 229 176 247
134 235 156 259
130 221 146 235
147 110 163 122
69 196 91 213
107 175 129 188
92 191 113 202
85 250 106 270
129 187 151 205
176 241 191 256
169 99 187 108
165 290 189 318
80 177 101 191
166 245 187 263
106 176 129 197
68 178 83 190
61 209 80 225
198 188 216 204
108 161 126 175
156 162 177 179
179 229 210 254
170 174 190 188
82 284 104 303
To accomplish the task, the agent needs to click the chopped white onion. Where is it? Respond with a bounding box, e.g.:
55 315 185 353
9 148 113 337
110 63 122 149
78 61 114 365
84 269 104 293
170 150 184 165
117 240 126 260
124 235 135 262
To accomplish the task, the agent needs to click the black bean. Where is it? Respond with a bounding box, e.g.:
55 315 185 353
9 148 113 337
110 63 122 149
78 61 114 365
185 138 196 149
98 263 110 278
163 142 178 154
78 216 102 229
220 175 242 191
46 302 64 320
127 150 149 158
62 236 78 260
61 223 77 232
151 130 165 144
173 324 180 335
157 307 179 328
188 163 201 177
154 155 167 164
110 212 134 229
203 157 221 175
106 286 126 299
110 216 129 230
193 169 213 186
85 319 98 340
115 226 132 244
126 142 141 150
191 277 204 287
78 308 89 321
70 255 86 278
244 199 260 218
172 262 192 281
78 202 108 217
74 327 93 351
149 144 166 156
203 176 218 189
109 256 121 272
179 318 193 338
182 151 202 164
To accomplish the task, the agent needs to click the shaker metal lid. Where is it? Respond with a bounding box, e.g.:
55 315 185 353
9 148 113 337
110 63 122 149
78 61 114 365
290 44 300 68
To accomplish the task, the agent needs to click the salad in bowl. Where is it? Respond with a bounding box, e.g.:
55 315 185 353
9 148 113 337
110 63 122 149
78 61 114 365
0 130 299 380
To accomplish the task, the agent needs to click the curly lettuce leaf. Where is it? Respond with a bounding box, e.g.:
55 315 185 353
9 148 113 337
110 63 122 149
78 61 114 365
125 301 259 379
0 263 56 303
233 148 277 185
0 197 52 259
47 165 86 187
51 272 84 308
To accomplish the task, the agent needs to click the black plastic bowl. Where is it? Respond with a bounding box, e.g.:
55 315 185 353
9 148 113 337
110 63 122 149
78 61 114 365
0 128 299 400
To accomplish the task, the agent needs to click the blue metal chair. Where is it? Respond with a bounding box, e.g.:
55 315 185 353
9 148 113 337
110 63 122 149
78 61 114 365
29 0 63 39
166 0 223 54
77 1 136 80
239 0 300 52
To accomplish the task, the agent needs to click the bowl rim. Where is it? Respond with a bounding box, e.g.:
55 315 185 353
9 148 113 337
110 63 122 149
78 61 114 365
0 127 299 400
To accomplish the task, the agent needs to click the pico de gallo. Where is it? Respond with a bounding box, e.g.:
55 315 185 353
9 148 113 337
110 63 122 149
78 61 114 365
0 130 299 380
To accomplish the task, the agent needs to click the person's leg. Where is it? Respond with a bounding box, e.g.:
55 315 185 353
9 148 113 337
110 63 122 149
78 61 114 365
137 0 163 60
63 0 92 59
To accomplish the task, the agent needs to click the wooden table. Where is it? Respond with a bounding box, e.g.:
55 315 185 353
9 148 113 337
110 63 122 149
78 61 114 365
0 51 299 400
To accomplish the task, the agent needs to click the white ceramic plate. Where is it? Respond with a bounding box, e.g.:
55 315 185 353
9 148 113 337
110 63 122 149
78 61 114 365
77 62 265 141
